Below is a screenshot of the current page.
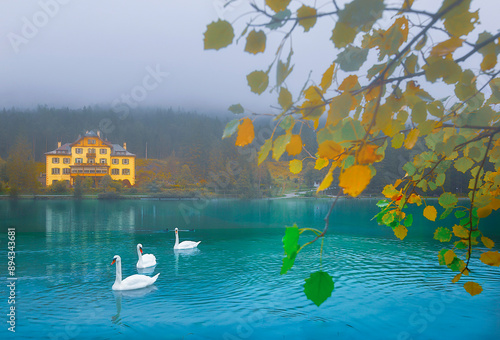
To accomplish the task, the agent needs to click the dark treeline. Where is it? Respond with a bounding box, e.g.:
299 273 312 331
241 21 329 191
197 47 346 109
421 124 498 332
0 106 469 197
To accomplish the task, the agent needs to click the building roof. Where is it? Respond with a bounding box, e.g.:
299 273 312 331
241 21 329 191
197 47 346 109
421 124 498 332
45 143 72 155
110 144 135 156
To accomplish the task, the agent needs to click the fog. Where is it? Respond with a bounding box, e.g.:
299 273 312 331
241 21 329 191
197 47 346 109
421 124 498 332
0 0 498 114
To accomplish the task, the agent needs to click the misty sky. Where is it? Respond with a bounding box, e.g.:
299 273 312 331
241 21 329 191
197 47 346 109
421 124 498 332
0 0 498 114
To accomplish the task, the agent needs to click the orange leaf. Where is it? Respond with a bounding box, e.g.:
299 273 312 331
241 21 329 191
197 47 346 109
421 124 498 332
408 193 422 206
489 198 500 210
477 206 492 218
444 250 456 265
464 281 483 296
357 144 383 164
404 129 420 149
423 205 437 221
452 273 461 283
235 118 255 147
480 251 500 266
481 236 495 249
318 140 344 159
365 86 381 102
430 37 464 57
286 135 303 156
339 165 372 197
338 75 358 92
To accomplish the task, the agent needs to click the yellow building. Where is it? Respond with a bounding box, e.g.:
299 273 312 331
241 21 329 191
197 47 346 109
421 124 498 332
45 131 136 187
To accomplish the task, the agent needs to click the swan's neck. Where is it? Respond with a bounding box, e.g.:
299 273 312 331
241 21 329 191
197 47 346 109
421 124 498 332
175 232 179 247
115 259 122 285
137 247 143 264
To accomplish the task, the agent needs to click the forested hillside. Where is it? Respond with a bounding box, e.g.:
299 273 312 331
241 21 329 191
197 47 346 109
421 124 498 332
0 107 468 196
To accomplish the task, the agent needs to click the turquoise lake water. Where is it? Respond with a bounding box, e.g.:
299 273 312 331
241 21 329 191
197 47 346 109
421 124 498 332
0 198 499 339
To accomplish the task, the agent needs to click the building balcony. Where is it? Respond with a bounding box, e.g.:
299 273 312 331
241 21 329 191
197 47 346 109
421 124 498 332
70 164 109 176
86 152 96 158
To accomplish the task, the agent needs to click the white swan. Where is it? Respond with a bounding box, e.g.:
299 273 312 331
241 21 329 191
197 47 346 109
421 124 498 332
174 227 200 249
136 244 157 269
111 255 159 291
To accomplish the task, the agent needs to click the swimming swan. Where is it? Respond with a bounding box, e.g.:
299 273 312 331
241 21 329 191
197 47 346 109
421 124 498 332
136 244 157 269
174 227 200 250
111 255 159 291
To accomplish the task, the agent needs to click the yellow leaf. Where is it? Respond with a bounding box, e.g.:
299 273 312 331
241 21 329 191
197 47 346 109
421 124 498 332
338 75 359 92
404 129 420 150
339 165 372 197
453 225 469 238
265 0 290 12
297 5 317 32
320 63 335 92
440 0 479 37
317 171 333 192
204 20 234 50
423 205 437 221
408 193 422 206
452 273 461 283
315 157 329 170
481 236 495 249
318 140 343 160
365 85 381 102
444 250 456 265
286 135 302 156
489 198 500 211
394 225 408 240
357 144 383 165
235 118 255 147
480 251 500 266
464 281 482 296
289 159 303 174
430 37 464 57
382 184 400 199
477 206 492 218
278 87 293 111
245 30 266 55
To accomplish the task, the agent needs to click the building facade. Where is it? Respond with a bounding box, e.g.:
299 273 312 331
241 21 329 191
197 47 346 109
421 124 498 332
45 131 136 186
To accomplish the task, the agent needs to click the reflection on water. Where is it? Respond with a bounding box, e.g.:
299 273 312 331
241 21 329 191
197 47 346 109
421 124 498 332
0 199 499 339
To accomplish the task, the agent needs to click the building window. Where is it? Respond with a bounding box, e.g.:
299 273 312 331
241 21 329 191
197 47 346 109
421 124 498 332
122 159 129 165
100 149 107 154
75 148 83 154
122 169 130 175
88 158 95 164
100 158 107 164
63 158 70 164
75 158 83 164
88 139 96 144
52 168 60 175
88 148 96 154
63 168 70 174
52 158 60 164
111 169 119 175
112 159 119 165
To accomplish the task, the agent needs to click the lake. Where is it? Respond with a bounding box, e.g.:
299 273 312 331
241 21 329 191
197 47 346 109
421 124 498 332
0 198 499 339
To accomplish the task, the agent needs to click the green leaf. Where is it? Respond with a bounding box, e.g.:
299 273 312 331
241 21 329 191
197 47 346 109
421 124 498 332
376 199 390 208
434 227 452 242
440 0 478 37
392 133 405 149
279 115 294 131
411 101 427 124
331 21 358 48
222 119 240 139
335 46 369 72
454 157 473 173
403 162 417 176
278 87 293 111
337 0 384 32
281 252 297 275
228 104 244 114
245 30 266 55
440 208 453 220
282 224 300 256
273 133 292 161
303 271 334 307
423 56 462 84
276 57 294 87
297 5 317 32
455 210 466 219
247 70 269 94
204 20 234 50
266 10 292 30
438 249 448 265
404 214 413 227
258 139 272 165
